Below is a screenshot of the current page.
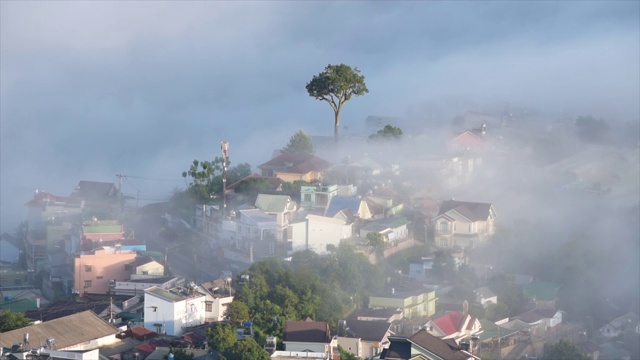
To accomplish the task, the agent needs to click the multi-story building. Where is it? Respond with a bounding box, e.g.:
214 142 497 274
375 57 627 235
144 285 206 336
73 247 137 295
369 288 438 319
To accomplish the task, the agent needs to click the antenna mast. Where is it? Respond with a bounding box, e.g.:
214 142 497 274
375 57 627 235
221 141 229 218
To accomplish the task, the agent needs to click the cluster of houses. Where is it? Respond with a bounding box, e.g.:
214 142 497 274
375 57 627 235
2 113 637 359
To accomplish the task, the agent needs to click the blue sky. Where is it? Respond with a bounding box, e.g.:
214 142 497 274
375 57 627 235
1 1 638 232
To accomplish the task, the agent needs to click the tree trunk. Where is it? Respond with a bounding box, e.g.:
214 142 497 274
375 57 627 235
334 110 341 142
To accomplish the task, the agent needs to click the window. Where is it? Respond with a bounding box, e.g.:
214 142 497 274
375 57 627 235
304 194 311 202
439 222 448 232
142 271 149 275
84 265 92 272
96 276 104 279
205 302 213 312
84 280 92 289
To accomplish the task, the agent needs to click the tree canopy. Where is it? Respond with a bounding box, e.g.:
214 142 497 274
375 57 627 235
306 64 368 141
0 310 31 332
283 130 314 154
368 124 403 142
181 158 251 204
542 340 590 360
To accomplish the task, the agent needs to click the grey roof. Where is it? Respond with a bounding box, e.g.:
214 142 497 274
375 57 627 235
361 216 410 232
283 319 330 343
474 286 496 299
340 319 391 342
325 196 362 218
145 286 203 302
0 310 118 350
381 330 471 360
239 208 276 224
437 200 493 222
255 194 296 213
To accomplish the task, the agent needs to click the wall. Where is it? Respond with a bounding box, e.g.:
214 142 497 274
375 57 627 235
74 249 137 294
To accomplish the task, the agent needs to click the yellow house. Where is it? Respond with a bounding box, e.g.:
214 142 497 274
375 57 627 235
369 288 438 319
258 152 332 183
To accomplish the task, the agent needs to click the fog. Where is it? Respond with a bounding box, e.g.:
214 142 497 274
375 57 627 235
1 0 638 240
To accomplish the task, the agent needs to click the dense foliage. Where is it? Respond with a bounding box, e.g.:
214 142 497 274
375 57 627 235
283 130 314 154
0 310 31 332
207 324 270 360
542 340 590 360
368 124 403 142
181 158 251 204
231 242 383 340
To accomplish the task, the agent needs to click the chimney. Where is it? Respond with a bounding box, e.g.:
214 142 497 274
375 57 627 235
391 288 395 295
462 300 469 317
36 298 40 308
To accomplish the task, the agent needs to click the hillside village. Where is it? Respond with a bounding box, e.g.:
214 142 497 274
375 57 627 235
1 111 639 360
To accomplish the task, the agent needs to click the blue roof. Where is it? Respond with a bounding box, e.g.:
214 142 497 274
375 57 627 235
325 196 361 217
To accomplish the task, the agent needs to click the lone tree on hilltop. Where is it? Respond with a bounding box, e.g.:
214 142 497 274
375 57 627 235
306 64 368 141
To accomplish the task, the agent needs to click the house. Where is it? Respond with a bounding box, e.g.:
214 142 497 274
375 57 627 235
70 180 121 210
258 152 332 183
234 208 280 259
348 308 404 323
337 318 393 359
288 214 353 256
474 286 498 307
271 351 331 360
25 298 123 323
143 285 206 337
282 318 337 358
127 256 166 279
375 329 480 360
447 126 487 155
325 196 373 221
197 279 234 322
0 310 119 351
424 310 482 343
0 298 40 314
24 191 83 271
73 247 138 295
110 276 184 297
80 219 125 250
522 281 561 309
369 287 437 319
360 216 411 246
516 308 564 335
599 312 639 339
365 194 405 218
255 194 298 240
300 184 338 213
432 200 496 249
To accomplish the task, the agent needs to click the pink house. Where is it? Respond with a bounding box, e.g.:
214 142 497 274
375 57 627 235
74 247 137 295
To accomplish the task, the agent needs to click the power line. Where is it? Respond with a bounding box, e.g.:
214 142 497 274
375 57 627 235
126 175 184 182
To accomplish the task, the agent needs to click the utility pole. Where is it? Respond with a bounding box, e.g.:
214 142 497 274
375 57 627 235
116 174 127 197
109 296 114 324
221 141 229 218
116 174 127 211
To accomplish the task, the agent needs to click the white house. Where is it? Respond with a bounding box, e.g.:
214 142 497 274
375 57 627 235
288 214 353 255
198 279 234 322
360 216 410 246
144 285 206 337
474 286 498 307
432 200 495 249
254 194 297 240
283 319 337 358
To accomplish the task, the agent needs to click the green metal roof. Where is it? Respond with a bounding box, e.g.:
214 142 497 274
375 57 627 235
0 299 39 313
523 281 561 301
